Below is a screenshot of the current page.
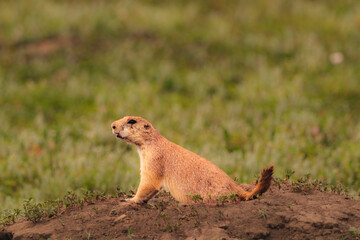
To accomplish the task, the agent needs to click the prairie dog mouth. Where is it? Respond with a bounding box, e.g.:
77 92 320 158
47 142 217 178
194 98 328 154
116 133 123 139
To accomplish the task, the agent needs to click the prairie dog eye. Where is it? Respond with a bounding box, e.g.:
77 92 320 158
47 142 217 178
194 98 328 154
127 119 137 124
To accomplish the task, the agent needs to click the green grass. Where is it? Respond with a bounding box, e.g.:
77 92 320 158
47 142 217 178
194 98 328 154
1 0 360 211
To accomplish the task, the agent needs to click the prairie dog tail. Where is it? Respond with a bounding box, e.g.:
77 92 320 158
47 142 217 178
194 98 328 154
241 165 274 200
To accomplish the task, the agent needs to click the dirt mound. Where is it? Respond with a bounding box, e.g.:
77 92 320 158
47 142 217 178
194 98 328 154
1 182 360 240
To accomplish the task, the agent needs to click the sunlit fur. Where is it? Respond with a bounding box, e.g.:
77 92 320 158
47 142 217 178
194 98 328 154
112 116 273 204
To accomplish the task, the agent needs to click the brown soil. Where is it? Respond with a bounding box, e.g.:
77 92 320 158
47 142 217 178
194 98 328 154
1 182 359 240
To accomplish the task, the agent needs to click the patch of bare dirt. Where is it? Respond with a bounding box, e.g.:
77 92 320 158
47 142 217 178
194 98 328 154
14 36 75 56
1 182 360 240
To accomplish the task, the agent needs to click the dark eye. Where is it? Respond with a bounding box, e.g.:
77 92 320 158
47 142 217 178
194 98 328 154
127 119 137 124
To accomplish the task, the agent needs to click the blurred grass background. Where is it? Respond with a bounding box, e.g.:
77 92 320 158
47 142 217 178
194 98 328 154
1 0 360 210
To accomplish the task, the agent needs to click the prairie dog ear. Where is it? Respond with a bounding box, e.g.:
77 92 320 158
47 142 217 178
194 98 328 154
144 124 150 129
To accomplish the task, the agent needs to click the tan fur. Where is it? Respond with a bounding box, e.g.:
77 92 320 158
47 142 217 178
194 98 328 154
111 116 274 204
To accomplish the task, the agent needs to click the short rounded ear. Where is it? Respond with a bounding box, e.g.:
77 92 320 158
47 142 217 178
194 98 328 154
144 124 150 129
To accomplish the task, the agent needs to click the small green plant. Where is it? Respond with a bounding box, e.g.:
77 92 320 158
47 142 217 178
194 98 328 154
228 192 239 202
165 222 180 233
335 236 348 240
192 216 200 227
155 199 168 212
217 209 226 220
82 189 107 204
191 194 203 203
171 222 180 232
272 176 283 189
285 169 295 180
291 174 313 193
159 212 169 221
188 205 200 227
12 209 21 222
63 191 84 209
166 225 173 232
128 227 135 239
331 183 349 195
0 209 21 226
92 206 99 213
23 198 45 223
348 226 360 238
158 209 180 233
258 209 268 219
43 200 62 218
115 187 127 199
213 192 243 206
310 179 329 192
216 195 229 206
86 229 93 240
189 206 199 216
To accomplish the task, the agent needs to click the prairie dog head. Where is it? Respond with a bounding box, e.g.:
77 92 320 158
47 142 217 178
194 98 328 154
111 116 159 146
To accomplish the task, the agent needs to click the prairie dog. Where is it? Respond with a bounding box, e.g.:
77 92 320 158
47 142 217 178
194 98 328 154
111 116 273 204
